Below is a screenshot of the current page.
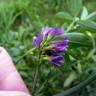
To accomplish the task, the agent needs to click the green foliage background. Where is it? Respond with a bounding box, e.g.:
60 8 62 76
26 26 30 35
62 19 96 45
0 0 96 96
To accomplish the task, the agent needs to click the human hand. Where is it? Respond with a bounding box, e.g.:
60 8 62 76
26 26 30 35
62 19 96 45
0 47 30 96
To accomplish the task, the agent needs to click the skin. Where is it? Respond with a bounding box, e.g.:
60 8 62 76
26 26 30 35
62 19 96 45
0 47 30 96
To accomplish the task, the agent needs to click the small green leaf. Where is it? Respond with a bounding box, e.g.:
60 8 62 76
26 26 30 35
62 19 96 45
64 72 77 87
77 63 82 74
55 11 73 21
66 32 92 48
81 7 88 20
54 32 92 48
86 11 96 21
78 20 96 33
63 0 82 16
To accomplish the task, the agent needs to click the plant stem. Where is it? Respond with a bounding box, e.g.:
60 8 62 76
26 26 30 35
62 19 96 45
65 17 78 33
32 64 39 96
16 48 35 63
32 50 42 96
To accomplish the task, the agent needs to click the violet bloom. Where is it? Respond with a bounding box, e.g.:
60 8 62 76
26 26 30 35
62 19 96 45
33 27 68 67
33 27 64 48
49 55 64 67
41 27 64 37
33 35 43 48
53 37 69 53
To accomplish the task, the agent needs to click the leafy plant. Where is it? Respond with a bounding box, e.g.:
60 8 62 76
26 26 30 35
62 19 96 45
0 0 96 96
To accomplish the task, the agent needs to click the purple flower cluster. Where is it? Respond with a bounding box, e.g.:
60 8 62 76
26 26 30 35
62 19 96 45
33 27 68 67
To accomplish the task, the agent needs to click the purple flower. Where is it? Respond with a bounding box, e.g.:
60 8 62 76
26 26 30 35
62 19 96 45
41 27 64 37
33 27 64 48
33 34 43 48
49 55 64 67
53 37 69 53
49 27 64 36
41 27 52 38
33 26 68 67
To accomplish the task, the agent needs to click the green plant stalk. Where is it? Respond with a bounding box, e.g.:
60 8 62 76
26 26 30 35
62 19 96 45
54 71 96 96
32 64 39 95
16 48 35 63
32 49 42 96
65 19 76 33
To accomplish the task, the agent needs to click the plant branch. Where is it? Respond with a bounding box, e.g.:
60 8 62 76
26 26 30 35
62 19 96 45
16 48 35 63
32 64 39 96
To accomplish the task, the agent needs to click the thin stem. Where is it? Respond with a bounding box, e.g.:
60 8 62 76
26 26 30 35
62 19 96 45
32 49 42 96
32 64 39 95
65 18 78 33
16 48 35 63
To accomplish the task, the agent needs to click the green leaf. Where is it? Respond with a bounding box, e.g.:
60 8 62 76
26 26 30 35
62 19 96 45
63 0 82 16
66 32 92 48
54 71 96 96
55 11 73 21
81 7 88 20
64 72 77 87
54 32 92 48
86 11 96 21
78 20 96 33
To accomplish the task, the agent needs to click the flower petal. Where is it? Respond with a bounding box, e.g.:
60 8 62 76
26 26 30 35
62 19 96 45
49 55 64 67
41 27 52 38
41 27 64 37
54 47 68 53
33 35 43 48
50 27 64 36
53 37 69 53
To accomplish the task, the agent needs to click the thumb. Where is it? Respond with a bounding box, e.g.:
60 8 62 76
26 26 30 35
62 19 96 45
0 47 29 94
